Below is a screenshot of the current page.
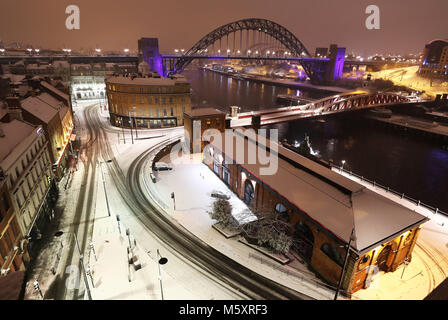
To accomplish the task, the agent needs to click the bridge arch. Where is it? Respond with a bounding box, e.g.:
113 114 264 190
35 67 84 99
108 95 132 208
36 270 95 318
170 18 313 75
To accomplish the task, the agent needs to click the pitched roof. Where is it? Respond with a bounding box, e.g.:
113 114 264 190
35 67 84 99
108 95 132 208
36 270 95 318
21 93 61 123
0 120 37 163
208 130 428 253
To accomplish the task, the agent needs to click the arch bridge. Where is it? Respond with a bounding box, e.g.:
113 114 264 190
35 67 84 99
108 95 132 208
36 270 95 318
147 18 339 83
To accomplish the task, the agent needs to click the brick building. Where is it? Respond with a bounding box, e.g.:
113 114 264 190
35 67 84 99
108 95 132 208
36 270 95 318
184 107 227 153
203 128 428 295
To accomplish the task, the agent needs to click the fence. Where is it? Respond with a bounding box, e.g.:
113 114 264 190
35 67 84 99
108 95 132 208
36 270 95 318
333 165 447 217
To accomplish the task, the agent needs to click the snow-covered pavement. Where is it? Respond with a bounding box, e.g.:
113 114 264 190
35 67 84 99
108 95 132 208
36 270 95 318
147 153 337 300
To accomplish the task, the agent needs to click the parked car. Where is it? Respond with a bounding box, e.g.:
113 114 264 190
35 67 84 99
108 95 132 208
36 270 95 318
154 162 172 171
211 190 231 200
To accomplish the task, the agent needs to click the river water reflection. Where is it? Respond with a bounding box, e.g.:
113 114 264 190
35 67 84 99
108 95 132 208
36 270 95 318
183 69 448 213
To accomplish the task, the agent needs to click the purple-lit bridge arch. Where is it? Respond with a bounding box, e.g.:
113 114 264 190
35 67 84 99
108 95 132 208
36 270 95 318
156 18 333 82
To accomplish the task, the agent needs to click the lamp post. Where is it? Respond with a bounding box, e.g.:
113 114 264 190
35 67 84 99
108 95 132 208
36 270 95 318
341 160 346 172
157 249 168 300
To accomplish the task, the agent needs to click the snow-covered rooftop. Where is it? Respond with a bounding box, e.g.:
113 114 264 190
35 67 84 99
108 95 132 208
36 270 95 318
21 92 63 123
0 120 38 163
106 75 189 86
40 81 70 104
208 130 428 254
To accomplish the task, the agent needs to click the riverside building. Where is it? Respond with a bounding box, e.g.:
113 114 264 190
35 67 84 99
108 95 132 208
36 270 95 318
203 127 428 295
105 72 191 129
419 39 448 79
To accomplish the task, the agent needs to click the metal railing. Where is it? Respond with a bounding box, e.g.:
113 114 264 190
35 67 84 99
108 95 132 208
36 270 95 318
333 165 448 217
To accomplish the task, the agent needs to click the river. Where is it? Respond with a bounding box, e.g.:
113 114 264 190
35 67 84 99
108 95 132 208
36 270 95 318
183 69 448 213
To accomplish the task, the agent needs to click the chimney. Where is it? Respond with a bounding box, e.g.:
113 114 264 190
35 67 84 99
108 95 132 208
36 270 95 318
5 96 21 109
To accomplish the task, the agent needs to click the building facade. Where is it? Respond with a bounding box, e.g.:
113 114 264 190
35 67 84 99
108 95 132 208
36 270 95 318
419 39 448 79
20 92 74 178
0 120 55 259
106 74 191 129
0 179 27 275
203 128 427 295
184 108 227 153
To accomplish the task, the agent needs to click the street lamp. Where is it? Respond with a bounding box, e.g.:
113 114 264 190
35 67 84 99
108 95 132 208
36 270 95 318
157 249 168 300
174 49 179 53
341 160 346 172
124 48 129 54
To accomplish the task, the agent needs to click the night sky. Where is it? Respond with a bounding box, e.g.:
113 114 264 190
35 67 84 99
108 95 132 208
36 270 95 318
0 0 446 55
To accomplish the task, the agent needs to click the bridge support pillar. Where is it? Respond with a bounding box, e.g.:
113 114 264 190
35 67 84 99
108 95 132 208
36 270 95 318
138 38 163 76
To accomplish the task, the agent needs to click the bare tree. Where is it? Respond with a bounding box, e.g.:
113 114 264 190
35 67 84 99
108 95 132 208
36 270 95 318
239 208 293 254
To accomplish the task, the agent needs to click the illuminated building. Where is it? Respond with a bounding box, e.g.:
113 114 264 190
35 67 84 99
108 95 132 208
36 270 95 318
184 108 227 153
106 74 191 129
0 179 27 275
20 91 74 178
203 128 428 295
419 39 448 78
0 120 54 263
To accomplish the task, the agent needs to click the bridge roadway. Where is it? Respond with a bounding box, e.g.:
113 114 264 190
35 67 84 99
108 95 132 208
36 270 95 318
229 91 413 128
0 53 390 68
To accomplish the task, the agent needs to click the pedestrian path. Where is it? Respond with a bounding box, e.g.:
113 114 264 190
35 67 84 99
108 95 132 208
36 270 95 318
87 160 198 300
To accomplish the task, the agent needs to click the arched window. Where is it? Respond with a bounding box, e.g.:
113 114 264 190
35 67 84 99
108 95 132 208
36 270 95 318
320 243 344 267
275 203 287 214
222 160 230 185
243 179 255 207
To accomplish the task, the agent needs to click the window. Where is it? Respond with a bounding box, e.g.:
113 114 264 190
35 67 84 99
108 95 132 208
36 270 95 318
1 193 10 216
170 107 174 116
321 243 344 267
275 203 287 214
163 108 167 116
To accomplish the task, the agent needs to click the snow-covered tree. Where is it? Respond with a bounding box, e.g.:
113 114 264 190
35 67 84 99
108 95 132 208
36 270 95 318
239 208 293 254
208 199 238 229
